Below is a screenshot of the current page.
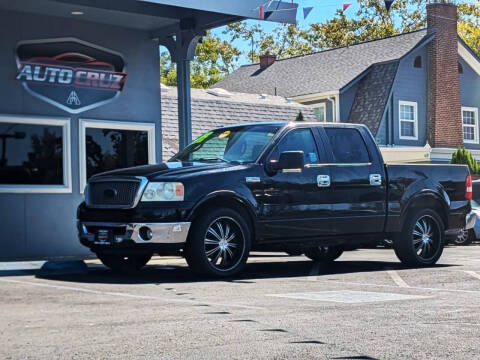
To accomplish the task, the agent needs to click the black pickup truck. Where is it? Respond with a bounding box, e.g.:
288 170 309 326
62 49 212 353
78 122 475 277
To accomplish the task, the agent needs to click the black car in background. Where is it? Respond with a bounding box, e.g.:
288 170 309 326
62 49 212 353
77 122 475 277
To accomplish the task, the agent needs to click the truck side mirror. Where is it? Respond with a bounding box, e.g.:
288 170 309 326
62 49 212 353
268 151 304 173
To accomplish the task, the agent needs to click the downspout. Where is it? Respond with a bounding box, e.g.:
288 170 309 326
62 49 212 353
327 97 336 122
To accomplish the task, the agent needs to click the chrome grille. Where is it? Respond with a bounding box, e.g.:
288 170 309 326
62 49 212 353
86 178 144 208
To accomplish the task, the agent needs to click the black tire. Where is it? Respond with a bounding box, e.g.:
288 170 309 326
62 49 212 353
394 208 444 267
452 229 474 246
304 246 344 263
96 253 152 273
185 207 251 277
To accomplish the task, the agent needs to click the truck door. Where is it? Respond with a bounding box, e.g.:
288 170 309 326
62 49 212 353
317 126 386 235
257 127 332 241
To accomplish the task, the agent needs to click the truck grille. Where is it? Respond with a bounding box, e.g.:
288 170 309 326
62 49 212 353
86 178 143 208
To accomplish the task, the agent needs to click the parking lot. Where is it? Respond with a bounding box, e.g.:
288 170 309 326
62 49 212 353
1 246 480 360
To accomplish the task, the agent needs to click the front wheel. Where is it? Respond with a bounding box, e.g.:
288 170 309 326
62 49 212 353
185 208 251 277
394 209 444 267
304 246 344 263
96 253 152 273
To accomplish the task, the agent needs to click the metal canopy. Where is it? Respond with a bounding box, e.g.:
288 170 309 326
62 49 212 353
1 0 299 152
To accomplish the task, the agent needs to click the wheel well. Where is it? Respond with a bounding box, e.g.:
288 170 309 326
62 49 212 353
189 197 256 241
404 195 448 229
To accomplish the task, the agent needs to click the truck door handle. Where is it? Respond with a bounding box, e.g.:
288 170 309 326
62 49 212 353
317 175 330 187
369 174 382 186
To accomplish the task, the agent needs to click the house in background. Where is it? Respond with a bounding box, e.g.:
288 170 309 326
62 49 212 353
160 85 315 161
216 1 480 163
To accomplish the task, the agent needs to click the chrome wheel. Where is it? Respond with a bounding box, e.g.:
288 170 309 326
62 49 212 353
412 215 441 261
454 229 469 245
204 217 245 272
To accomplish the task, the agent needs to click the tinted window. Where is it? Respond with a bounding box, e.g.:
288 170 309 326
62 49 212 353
0 122 63 185
85 128 148 179
174 125 280 164
324 128 370 164
270 128 320 165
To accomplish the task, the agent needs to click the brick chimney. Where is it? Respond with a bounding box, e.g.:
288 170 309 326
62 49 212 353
427 1 463 148
259 51 276 69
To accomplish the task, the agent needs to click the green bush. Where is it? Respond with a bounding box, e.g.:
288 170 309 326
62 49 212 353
295 111 304 122
450 147 480 174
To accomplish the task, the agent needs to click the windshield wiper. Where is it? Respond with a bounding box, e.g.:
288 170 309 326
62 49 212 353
194 157 230 163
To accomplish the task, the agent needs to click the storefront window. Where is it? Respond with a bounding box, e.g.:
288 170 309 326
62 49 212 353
85 128 148 179
0 116 70 192
79 119 155 193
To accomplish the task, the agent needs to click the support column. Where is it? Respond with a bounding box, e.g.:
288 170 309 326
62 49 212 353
177 58 192 149
159 21 203 151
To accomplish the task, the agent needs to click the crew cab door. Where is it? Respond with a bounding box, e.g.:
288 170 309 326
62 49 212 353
316 126 387 235
256 127 331 241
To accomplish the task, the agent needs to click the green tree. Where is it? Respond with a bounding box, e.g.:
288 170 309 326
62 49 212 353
161 30 241 89
458 3 480 56
451 147 480 174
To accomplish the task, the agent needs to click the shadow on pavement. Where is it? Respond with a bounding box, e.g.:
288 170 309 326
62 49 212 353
33 258 458 285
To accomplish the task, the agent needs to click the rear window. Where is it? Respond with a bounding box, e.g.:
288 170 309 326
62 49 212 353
324 128 370 164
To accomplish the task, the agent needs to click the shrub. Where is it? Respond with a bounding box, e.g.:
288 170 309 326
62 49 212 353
450 147 480 174
295 111 304 122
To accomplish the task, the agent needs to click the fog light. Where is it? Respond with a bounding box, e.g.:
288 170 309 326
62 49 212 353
139 226 153 241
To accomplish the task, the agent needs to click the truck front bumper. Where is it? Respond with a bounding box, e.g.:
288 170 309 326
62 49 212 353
78 221 191 246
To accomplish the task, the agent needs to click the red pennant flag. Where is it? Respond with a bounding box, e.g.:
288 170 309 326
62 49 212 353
259 4 264 19
343 3 352 11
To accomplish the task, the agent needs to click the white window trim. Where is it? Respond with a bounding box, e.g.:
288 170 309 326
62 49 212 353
79 119 156 194
398 100 418 140
0 114 71 194
462 107 479 144
312 103 327 122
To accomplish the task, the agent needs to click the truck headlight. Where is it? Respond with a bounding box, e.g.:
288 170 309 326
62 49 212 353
141 182 184 202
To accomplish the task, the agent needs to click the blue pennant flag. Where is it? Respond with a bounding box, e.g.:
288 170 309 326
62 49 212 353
303 6 313 19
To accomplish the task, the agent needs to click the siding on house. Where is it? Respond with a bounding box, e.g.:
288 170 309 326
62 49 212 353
460 57 480 150
340 82 358 122
301 98 334 122
391 46 429 146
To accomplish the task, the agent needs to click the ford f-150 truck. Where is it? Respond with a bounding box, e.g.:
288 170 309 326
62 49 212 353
78 122 475 277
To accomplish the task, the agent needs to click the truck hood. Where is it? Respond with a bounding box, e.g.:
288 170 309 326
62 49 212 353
90 161 239 180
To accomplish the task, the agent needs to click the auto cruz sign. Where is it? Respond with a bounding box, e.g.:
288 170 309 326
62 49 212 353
16 38 127 113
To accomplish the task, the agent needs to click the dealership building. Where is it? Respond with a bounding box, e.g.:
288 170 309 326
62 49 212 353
0 0 298 260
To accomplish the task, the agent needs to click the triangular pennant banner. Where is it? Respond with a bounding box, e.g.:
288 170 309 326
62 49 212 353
384 0 394 12
343 3 352 11
303 6 313 19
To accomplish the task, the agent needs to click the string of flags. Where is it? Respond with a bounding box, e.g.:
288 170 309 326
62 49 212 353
256 0 397 21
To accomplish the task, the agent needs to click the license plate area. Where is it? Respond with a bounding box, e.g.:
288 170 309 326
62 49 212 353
94 229 113 245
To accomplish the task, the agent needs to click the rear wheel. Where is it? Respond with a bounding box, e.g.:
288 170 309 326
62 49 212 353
452 229 474 246
96 253 152 273
185 208 251 277
304 246 343 263
394 209 444 267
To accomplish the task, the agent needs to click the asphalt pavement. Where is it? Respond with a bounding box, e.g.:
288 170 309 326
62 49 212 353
1 246 480 359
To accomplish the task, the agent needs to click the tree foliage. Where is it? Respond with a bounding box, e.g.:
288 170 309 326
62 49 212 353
161 30 241 89
162 1 479 88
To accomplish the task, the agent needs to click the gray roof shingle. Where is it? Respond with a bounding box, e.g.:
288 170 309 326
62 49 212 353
215 30 429 98
161 87 315 161
348 61 399 135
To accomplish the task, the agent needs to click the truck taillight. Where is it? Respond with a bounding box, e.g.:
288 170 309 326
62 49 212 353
466 175 473 200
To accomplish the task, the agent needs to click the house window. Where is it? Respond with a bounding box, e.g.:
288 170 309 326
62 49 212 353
314 103 327 122
399 101 418 140
79 119 156 193
462 107 479 144
414 56 422 68
0 115 71 193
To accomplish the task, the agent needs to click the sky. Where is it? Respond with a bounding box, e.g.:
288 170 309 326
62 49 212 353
211 0 478 66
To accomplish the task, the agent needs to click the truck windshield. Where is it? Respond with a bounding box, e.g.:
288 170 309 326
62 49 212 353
172 125 281 164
